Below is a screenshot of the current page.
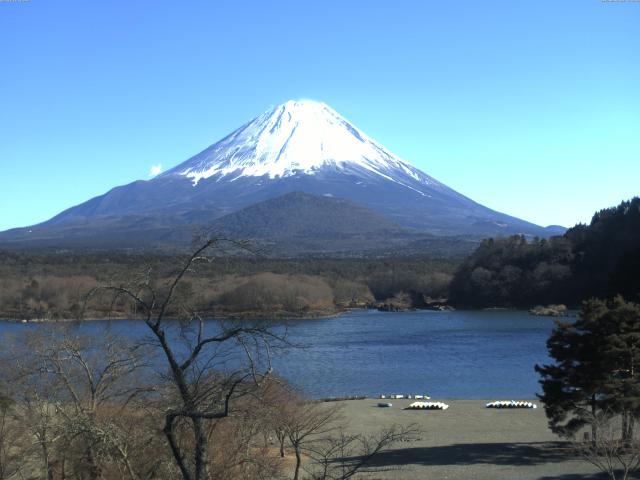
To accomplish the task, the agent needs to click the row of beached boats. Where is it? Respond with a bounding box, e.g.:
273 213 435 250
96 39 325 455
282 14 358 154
377 397 537 410
406 401 450 410
379 394 431 400
377 401 450 410
485 400 537 409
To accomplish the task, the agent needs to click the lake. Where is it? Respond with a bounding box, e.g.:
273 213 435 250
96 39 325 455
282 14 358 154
0 309 560 399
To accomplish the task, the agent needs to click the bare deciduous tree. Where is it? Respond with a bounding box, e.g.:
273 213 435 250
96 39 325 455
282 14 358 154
0 237 425 480
2 329 158 480
573 411 640 480
305 424 421 480
264 383 420 480
284 400 341 480
89 238 286 480
0 392 24 480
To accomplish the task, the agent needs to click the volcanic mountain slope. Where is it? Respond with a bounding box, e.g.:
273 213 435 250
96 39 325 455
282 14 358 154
209 191 420 255
0 100 562 250
213 192 402 238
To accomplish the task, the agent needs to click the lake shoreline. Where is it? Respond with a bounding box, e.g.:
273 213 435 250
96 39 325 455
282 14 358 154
0 305 562 324
0 307 354 323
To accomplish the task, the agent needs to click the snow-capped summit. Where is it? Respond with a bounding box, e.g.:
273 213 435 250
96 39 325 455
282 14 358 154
0 99 560 250
163 99 439 195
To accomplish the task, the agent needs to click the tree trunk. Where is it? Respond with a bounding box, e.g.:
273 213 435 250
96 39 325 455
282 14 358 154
591 393 598 445
86 445 101 480
293 444 302 480
623 412 634 445
163 415 192 480
41 440 54 480
61 450 67 480
193 417 208 480
276 429 286 458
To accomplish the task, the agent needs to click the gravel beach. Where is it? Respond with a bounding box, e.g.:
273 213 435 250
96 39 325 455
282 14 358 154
331 398 605 480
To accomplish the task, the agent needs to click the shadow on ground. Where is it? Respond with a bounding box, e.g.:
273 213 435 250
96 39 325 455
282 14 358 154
342 442 640 479
345 442 574 468
537 474 609 480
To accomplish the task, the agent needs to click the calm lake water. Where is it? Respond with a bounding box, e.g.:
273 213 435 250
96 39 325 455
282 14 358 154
0 309 559 399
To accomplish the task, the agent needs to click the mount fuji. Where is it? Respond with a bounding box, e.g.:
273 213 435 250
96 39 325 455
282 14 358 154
1 100 563 253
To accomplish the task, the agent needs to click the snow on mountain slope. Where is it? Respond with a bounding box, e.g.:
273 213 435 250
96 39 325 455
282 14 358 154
0 99 561 250
162 100 440 196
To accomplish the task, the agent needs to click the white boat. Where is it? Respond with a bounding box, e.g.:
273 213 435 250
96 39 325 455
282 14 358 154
406 401 449 410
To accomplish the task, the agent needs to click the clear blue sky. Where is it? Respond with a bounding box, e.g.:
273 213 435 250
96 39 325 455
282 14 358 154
1 0 638 231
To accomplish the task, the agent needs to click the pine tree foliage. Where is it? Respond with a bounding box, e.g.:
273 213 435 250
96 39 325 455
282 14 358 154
536 297 640 440
451 197 640 307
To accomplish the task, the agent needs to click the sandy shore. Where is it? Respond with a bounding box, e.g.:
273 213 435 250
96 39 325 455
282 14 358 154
330 398 604 480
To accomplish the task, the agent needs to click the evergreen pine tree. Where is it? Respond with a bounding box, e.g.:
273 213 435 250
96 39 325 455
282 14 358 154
536 297 640 441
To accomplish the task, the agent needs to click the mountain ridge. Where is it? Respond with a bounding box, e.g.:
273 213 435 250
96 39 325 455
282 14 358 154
0 99 564 252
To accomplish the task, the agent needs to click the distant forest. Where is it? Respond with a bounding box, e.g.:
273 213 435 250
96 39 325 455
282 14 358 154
0 251 456 320
1 198 638 320
449 197 640 308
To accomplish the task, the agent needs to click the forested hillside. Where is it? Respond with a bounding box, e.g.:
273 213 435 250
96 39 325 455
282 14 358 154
0 252 456 320
450 197 640 307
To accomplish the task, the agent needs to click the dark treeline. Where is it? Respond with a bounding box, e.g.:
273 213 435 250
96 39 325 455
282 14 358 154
0 251 457 320
450 197 640 308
